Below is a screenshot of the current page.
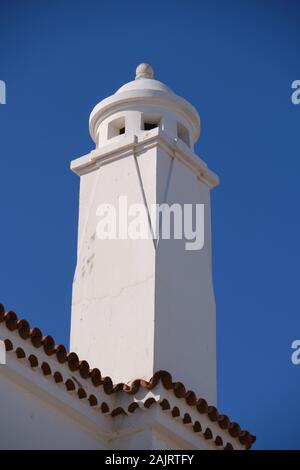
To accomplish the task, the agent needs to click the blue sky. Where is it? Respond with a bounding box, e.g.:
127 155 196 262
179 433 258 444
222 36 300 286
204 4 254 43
0 0 300 449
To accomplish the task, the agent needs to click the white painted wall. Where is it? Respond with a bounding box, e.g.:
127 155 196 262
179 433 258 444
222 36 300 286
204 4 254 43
71 147 157 382
0 367 106 450
154 148 216 402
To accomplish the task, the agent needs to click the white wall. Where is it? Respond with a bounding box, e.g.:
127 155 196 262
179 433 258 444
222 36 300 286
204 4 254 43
154 148 216 403
71 146 157 382
0 368 106 450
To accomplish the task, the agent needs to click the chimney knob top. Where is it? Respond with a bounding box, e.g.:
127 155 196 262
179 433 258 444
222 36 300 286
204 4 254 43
135 63 154 80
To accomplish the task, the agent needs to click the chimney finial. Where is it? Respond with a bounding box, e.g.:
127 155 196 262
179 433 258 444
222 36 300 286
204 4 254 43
135 63 154 80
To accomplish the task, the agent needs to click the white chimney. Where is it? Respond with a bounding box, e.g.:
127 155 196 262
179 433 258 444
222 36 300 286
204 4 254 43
70 64 219 404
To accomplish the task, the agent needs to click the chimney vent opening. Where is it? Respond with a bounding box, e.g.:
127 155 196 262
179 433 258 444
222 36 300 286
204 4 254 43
142 114 161 132
108 117 126 139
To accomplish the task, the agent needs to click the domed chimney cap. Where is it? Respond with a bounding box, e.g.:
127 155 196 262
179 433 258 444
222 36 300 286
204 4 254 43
135 63 154 80
89 63 200 144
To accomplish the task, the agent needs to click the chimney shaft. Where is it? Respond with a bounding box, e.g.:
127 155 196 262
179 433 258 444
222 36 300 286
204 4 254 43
70 65 219 404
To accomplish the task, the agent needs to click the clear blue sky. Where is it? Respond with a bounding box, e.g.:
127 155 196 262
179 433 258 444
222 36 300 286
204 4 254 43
0 0 299 450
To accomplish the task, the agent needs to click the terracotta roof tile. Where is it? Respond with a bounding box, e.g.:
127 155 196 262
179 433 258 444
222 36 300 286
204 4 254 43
53 371 63 383
111 406 127 418
88 394 98 407
171 406 180 418
193 421 202 433
224 442 234 450
28 354 38 368
182 412 191 424
160 399 171 411
15 347 26 359
65 378 76 391
4 338 13 351
101 402 110 414
128 402 139 414
41 362 52 376
144 397 156 409
204 428 213 440
90 368 102 386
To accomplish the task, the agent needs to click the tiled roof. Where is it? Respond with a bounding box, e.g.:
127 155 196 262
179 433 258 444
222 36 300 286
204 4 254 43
0 304 256 450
